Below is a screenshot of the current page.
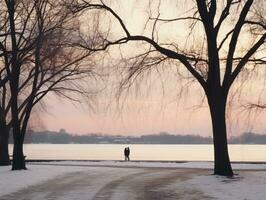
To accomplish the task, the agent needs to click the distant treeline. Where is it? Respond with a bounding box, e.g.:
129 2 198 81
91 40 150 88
8 130 266 144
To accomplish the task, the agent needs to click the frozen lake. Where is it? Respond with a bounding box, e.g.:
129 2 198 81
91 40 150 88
8 144 266 162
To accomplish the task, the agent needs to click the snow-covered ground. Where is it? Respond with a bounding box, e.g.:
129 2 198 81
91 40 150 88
184 172 266 200
1 161 266 200
0 164 89 196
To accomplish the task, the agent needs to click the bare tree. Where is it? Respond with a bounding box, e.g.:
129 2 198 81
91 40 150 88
1 0 99 170
72 0 266 176
0 8 12 166
0 81 11 166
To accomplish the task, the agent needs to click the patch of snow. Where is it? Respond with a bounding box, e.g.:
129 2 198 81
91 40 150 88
183 172 266 200
0 165 88 196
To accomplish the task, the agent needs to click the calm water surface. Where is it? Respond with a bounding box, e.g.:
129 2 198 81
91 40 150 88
9 144 266 162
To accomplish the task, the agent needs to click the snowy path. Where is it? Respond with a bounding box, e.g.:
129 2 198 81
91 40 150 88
0 167 211 200
2 162 266 199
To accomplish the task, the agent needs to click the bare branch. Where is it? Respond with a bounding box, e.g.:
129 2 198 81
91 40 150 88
230 33 266 85
149 16 202 23
223 0 254 87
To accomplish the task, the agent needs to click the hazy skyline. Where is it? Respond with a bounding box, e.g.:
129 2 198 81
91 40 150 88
39 92 266 136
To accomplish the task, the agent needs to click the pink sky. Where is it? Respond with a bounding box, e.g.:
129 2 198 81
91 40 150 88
36 1 266 136
38 92 266 136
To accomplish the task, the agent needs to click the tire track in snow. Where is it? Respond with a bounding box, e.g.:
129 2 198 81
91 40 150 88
0 167 212 200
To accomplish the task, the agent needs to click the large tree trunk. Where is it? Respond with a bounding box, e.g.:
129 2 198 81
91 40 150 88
10 81 26 170
10 95 26 170
8 0 26 171
207 90 233 177
12 128 26 170
0 121 10 166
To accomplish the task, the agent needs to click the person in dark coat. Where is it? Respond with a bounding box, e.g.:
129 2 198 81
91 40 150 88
124 147 130 161
127 147 130 161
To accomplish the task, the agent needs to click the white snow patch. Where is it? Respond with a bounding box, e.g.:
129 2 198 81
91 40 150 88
0 165 88 196
183 172 266 200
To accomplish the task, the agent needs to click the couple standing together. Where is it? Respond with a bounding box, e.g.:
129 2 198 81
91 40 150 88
124 147 130 161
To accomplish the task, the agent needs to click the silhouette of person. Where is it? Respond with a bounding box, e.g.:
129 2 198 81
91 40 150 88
124 147 130 161
127 147 130 161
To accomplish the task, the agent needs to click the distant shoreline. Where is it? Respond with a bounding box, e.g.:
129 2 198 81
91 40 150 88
9 131 266 144
25 160 266 165
10 143 266 145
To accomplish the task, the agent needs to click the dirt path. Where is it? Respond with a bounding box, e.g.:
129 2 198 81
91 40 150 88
0 167 213 200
